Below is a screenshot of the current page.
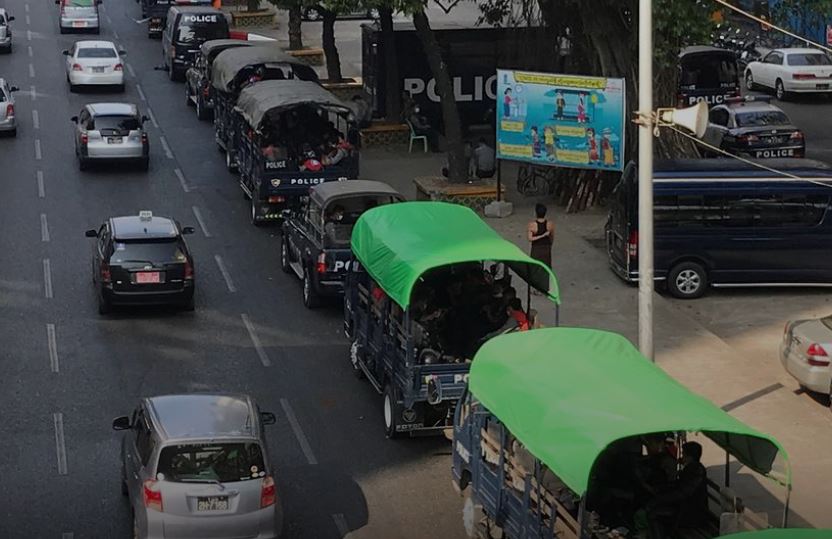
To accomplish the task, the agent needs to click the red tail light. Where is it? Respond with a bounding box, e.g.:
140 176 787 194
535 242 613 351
267 195 285 204
316 253 326 274
142 480 163 512
793 73 815 80
80 133 88 145
141 132 148 144
100 262 111 283
114 63 123 71
738 134 759 144
627 230 638 259
5 103 13 118
790 131 803 140
72 63 84 72
807 343 830 366
260 476 276 508
184 260 194 280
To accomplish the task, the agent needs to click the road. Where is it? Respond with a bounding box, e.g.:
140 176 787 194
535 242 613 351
0 1 467 537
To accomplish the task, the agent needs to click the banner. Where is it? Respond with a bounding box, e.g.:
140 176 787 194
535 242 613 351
496 69 626 172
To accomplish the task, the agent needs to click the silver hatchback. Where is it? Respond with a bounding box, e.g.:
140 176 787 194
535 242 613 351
71 103 149 170
57 0 100 34
0 78 18 136
113 394 283 539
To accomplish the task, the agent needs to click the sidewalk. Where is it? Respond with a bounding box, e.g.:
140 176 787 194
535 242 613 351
362 147 832 527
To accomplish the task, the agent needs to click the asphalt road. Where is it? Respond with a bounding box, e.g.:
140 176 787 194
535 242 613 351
0 1 467 538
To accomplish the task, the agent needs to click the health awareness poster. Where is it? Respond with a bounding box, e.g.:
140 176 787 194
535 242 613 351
496 70 626 172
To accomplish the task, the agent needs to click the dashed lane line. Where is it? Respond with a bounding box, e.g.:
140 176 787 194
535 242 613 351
280 398 318 465
34 139 42 160
40 213 49 242
214 255 236 293
47 324 59 373
53 412 68 475
159 135 173 158
126 63 135 78
25 14 30 25
37 170 45 198
136 83 146 101
241 314 271 367
43 259 53 298
26 29 31 41
146 107 159 128
174 168 191 193
27 45 32 57
29 63 35 78
24 4 29 12
30 85 36 101
191 205 211 237
31 109 39 129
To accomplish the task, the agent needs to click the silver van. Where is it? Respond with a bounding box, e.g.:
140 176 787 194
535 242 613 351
112 394 283 539
57 0 100 34
71 103 149 170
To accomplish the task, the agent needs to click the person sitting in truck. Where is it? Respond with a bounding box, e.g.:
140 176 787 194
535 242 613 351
321 133 353 167
299 144 323 172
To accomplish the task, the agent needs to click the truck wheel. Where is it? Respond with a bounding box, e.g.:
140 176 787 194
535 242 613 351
303 265 321 309
249 197 263 227
196 96 210 121
349 340 366 380
383 384 401 439
98 291 112 315
463 491 501 539
280 235 291 274
226 150 237 172
667 261 708 299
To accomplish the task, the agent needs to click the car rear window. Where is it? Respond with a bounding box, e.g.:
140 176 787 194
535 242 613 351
787 53 832 66
112 239 186 264
735 110 790 127
78 48 117 58
67 0 95 6
157 443 266 483
176 16 228 44
680 54 738 89
92 115 140 131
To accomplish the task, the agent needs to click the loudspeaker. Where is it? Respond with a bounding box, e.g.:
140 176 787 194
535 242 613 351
658 101 709 138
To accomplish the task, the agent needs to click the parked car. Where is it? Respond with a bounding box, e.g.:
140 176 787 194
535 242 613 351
744 48 832 100
0 78 19 137
0 8 15 53
781 315 832 406
704 96 804 158
57 0 101 35
677 46 740 107
71 103 149 170
85 211 195 313
63 40 125 92
112 393 283 538
302 6 378 21
161 6 229 81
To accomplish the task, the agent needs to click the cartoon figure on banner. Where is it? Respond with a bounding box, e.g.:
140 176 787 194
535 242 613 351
555 91 566 119
586 128 599 162
530 126 542 157
601 128 615 166
503 87 512 118
577 93 587 123
544 126 556 159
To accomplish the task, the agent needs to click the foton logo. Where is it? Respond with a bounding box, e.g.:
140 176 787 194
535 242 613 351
183 14 217 23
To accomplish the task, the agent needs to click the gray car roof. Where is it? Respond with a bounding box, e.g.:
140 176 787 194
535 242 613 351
310 180 403 206
235 80 350 130
211 45 318 92
146 394 259 441
87 103 138 117
111 215 177 240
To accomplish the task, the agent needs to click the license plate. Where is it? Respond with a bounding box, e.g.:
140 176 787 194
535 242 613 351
93 67 106 73
107 137 123 144
72 21 85 27
755 148 794 158
136 272 160 284
817 84 830 89
196 496 228 511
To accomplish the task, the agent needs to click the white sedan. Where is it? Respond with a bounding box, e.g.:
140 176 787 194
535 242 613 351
744 48 832 100
63 40 125 92
781 315 832 405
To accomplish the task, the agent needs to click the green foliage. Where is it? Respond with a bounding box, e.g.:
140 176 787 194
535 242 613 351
653 0 717 73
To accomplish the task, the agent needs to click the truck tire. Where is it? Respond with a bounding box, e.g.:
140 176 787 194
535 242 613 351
463 491 501 539
349 340 366 380
226 150 237 172
667 261 708 299
303 265 321 309
383 384 401 439
98 291 112 315
196 95 210 121
250 197 263 227
280 235 291 274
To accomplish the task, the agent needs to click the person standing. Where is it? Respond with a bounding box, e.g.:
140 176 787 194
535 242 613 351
528 203 554 294
555 91 566 119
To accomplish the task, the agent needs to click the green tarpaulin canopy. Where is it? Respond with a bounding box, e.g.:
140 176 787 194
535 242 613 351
469 327 790 496
350 201 560 308
721 531 832 538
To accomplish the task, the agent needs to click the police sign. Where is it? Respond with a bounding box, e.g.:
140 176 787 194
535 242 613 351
182 14 218 23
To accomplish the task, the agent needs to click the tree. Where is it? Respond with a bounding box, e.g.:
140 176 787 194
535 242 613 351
318 5 344 81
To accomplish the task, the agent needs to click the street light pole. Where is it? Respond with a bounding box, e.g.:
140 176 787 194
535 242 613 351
637 0 655 360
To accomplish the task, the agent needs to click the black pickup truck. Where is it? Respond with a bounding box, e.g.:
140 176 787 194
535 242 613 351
280 180 404 308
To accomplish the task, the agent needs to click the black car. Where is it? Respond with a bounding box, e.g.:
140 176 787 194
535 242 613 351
185 38 253 121
85 211 196 314
281 180 403 308
705 96 805 158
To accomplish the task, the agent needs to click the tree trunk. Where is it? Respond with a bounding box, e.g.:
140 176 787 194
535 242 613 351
320 8 343 82
288 3 303 50
379 7 400 122
412 10 467 183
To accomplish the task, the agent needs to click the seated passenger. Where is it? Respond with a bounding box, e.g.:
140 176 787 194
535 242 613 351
245 66 264 87
321 135 351 167
506 298 529 332
299 144 323 172
636 434 678 500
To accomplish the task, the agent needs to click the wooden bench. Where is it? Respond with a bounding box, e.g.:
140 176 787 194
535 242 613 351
286 47 324 66
230 9 275 27
321 78 363 103
359 122 410 147
414 176 506 213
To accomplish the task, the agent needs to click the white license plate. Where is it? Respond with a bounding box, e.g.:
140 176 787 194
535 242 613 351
196 496 228 511
107 137 123 144
72 21 85 27
92 67 106 73
136 271 160 284
817 84 830 89
755 149 794 158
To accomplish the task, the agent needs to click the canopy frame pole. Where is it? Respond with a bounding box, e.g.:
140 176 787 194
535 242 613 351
555 304 560 327
724 450 730 488
782 484 791 527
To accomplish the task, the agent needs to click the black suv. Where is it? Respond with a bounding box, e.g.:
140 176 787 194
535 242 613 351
85 211 196 314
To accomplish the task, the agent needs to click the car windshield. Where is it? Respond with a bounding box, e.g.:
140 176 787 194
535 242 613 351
787 53 832 66
735 110 790 127
176 20 228 45
111 239 186 264
680 54 738 88
78 48 117 58
92 115 140 131
157 443 266 483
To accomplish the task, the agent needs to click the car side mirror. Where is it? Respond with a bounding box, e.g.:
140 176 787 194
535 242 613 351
7 16 14 21
119 50 127 56
55 0 60 5
260 412 276 426
85 229 98 238
182 226 195 235
71 116 79 122
112 416 131 430
141 115 149 123
62 50 70 56
9 86 18 92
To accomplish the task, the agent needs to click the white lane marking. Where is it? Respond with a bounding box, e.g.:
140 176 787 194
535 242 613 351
37 170 45 198
191 205 211 237
27 45 33 57
26 29 31 41
174 168 191 193
47 324 59 373
30 85 36 101
332 514 349 537
214 255 236 293
241 314 271 367
43 258 53 298
29 63 35 78
25 14 30 25
31 109 39 129
53 412 68 475
34 139 42 160
105 14 112 23
126 63 135 78
113 29 119 40
136 83 146 101
146 107 159 128
159 135 173 158
24 4 29 12
280 398 318 465
40 213 50 242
